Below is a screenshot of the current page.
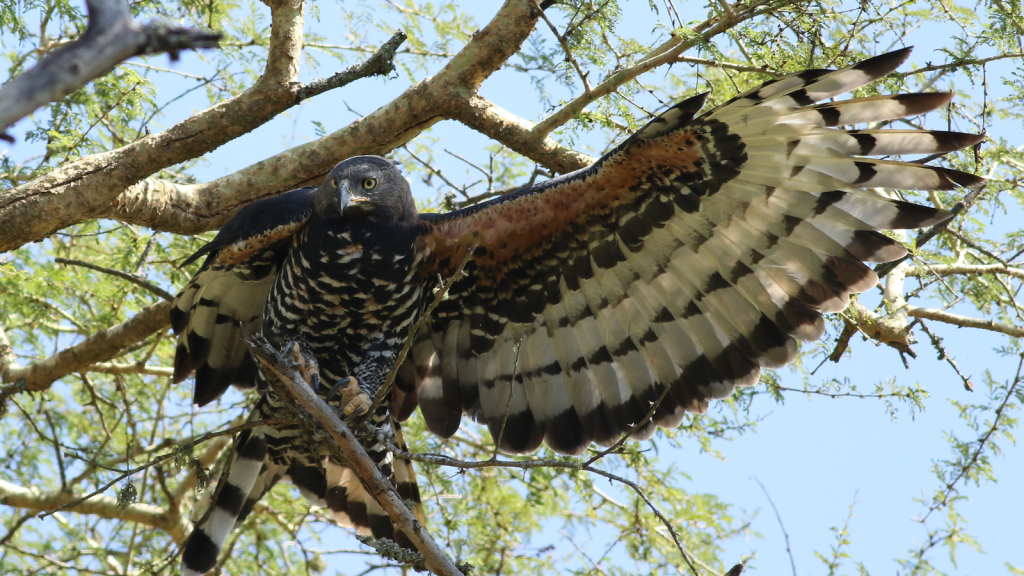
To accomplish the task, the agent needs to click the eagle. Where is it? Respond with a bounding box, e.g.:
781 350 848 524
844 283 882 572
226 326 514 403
171 48 983 575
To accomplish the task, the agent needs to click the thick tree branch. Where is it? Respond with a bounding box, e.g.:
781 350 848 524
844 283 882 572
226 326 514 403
0 0 221 139
0 479 190 544
2 0 321 252
840 300 915 354
0 300 171 393
245 335 465 576
105 0 542 235
450 94 593 175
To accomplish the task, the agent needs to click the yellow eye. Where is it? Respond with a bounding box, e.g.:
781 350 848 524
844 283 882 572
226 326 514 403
362 178 377 190
331 178 338 188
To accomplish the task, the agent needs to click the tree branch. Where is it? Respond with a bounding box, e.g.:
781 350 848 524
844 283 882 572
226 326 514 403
103 0 543 235
53 257 174 300
905 306 1024 338
244 334 466 576
0 0 311 252
0 300 172 393
0 0 221 139
298 30 407 101
530 0 786 138
905 263 1024 281
0 478 191 544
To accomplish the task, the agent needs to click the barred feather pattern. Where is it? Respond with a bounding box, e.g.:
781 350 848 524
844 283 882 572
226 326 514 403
180 393 425 576
178 191 429 575
408 47 984 455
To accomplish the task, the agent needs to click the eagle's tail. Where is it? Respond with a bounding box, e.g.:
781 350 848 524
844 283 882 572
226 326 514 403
179 415 425 575
180 422 274 576
323 418 426 549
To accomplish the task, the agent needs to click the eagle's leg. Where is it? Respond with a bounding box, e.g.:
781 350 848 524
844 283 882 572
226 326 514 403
326 339 397 419
283 341 321 393
326 376 371 417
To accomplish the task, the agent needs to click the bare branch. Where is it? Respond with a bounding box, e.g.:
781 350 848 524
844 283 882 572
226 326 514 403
104 0 543 235
839 300 915 354
0 478 191 544
450 94 593 175
0 300 172 393
0 0 308 252
905 263 1024 282
0 0 221 139
244 334 466 576
298 31 407 101
54 257 174 300
906 306 1024 338
675 55 781 76
752 477 797 576
84 362 174 376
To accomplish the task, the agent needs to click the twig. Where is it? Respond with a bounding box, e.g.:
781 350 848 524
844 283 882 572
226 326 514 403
54 257 174 300
0 0 221 138
532 0 592 93
905 306 1024 338
297 30 407 101
752 477 796 576
371 428 702 576
243 334 466 576
492 340 523 458
675 55 781 76
35 418 286 519
917 321 973 391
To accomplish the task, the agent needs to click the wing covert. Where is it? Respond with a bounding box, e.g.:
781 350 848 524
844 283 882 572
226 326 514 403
406 49 984 455
171 187 315 406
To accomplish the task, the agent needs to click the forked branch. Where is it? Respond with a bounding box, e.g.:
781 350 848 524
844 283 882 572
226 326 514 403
0 0 221 138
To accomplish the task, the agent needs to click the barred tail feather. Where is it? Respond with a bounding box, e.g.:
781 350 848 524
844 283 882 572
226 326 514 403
181 427 268 576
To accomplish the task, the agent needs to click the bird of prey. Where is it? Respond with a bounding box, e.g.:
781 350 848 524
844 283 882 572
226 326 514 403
171 48 983 575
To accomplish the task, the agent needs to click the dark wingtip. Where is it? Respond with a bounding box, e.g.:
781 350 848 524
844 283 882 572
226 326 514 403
889 201 952 229
172 343 192 384
193 366 233 406
931 131 986 153
893 92 954 117
939 167 986 190
853 47 913 76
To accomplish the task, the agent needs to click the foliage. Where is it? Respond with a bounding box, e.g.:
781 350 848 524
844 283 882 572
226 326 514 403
1 0 1022 575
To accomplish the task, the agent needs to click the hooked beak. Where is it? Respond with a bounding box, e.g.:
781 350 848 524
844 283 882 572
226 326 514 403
339 181 371 213
338 180 352 210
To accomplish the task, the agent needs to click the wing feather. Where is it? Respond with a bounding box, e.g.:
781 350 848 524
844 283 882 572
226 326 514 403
407 49 984 455
171 188 315 405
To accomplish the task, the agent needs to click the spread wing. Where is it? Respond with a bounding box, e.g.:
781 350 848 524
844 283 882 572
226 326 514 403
171 187 315 406
405 48 984 455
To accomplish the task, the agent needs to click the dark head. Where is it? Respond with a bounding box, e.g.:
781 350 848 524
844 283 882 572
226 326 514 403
313 156 417 225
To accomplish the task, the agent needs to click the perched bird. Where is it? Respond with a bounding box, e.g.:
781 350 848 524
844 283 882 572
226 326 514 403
171 48 983 574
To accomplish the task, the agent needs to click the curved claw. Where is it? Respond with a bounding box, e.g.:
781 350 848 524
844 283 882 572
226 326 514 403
325 377 370 418
326 377 352 403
